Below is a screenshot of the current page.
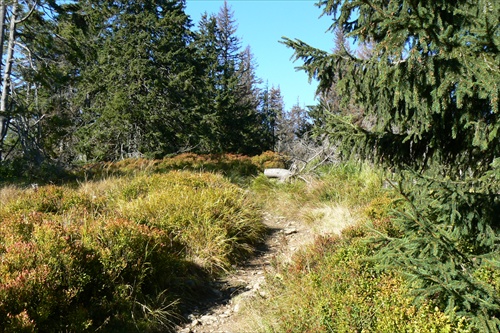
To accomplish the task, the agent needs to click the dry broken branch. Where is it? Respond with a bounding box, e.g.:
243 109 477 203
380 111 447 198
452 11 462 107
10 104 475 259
264 137 338 182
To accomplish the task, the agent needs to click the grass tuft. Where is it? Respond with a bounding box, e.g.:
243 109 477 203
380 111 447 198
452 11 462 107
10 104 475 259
242 161 473 333
0 156 268 332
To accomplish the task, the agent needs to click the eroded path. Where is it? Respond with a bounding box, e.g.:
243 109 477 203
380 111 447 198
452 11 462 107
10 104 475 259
176 204 354 333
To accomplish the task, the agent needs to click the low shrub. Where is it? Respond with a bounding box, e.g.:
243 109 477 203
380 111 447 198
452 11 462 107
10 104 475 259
0 169 266 332
79 151 286 184
252 234 472 333
250 151 288 170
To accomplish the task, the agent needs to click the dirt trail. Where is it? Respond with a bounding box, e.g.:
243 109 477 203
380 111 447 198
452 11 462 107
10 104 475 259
175 204 353 333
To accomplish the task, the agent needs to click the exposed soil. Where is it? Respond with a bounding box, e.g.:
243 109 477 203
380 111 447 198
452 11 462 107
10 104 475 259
175 206 353 333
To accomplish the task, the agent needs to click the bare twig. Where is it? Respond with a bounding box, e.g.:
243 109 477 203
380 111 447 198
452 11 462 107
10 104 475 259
15 0 37 24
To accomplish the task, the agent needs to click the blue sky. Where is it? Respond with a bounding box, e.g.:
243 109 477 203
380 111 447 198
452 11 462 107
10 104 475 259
185 0 337 110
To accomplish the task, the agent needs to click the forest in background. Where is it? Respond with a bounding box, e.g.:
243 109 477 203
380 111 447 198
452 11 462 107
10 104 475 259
0 0 312 176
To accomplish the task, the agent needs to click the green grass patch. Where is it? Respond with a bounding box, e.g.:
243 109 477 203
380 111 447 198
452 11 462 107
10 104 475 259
251 233 471 332
244 162 473 333
250 161 392 227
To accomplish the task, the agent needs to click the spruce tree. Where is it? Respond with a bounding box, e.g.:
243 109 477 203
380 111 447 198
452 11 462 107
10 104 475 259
284 1 499 171
213 0 253 154
284 0 500 330
195 1 267 155
268 86 285 150
192 12 221 152
259 84 284 151
234 45 266 155
72 0 200 161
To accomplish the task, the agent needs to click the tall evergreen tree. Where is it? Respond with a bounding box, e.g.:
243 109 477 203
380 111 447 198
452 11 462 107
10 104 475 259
234 45 265 154
212 0 244 153
192 12 220 152
283 0 500 330
285 1 499 171
72 0 200 161
259 84 284 151
268 85 285 150
216 0 240 75
195 1 267 155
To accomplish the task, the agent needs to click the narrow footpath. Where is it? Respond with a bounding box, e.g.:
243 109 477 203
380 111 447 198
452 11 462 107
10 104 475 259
175 205 353 333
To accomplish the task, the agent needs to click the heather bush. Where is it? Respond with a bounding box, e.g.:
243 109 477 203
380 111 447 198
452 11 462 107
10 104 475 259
80 151 285 184
245 162 473 333
0 167 266 332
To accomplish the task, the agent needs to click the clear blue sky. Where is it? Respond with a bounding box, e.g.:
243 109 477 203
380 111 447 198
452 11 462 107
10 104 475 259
185 0 336 110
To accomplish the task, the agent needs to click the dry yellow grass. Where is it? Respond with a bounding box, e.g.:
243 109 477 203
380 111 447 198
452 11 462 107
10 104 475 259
0 166 267 332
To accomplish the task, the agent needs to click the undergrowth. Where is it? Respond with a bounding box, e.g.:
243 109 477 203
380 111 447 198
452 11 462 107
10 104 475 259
251 233 471 333
0 154 274 332
78 151 287 187
0 155 486 332
245 161 474 333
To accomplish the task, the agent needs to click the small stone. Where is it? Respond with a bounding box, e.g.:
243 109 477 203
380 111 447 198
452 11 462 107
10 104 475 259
284 228 297 235
200 314 218 325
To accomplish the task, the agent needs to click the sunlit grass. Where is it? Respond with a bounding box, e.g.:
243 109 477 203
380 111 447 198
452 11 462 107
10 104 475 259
0 155 475 332
0 158 268 332
241 161 473 333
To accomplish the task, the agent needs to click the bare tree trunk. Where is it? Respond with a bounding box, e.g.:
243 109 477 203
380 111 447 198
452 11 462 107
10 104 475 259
0 1 7 161
0 0 17 161
0 2 6 73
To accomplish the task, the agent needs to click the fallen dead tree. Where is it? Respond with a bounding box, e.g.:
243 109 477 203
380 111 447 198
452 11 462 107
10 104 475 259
264 136 338 182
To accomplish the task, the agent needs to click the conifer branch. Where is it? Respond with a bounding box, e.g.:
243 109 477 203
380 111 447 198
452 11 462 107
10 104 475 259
14 41 36 70
359 0 390 18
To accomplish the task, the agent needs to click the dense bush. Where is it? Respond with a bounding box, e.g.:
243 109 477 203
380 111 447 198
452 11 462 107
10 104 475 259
80 151 287 185
0 168 266 332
